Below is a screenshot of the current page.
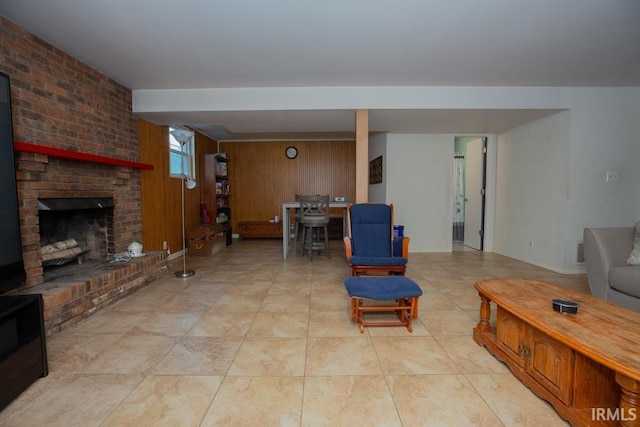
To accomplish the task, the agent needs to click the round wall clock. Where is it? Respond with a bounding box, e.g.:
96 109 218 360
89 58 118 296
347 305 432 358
285 146 298 159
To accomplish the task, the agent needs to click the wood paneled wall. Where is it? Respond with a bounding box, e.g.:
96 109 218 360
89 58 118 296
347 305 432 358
139 119 217 252
218 140 356 232
140 121 355 249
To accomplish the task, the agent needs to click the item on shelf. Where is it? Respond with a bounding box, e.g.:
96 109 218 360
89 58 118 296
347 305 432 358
216 212 229 223
200 202 212 224
216 162 227 176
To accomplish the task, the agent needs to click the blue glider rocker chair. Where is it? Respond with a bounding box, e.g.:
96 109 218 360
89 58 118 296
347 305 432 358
343 203 410 276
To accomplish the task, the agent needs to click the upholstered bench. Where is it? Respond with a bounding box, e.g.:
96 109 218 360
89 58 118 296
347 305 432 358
344 276 422 333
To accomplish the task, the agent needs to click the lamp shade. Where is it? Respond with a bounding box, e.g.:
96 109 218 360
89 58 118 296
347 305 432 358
170 129 193 145
170 128 196 185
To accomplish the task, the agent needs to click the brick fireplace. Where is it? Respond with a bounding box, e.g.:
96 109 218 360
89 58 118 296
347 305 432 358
16 153 142 288
13 151 167 336
1 16 169 335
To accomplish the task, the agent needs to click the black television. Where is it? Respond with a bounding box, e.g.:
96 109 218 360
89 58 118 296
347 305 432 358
0 72 26 293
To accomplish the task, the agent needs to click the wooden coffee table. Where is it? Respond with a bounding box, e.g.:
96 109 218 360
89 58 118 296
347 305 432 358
473 278 640 427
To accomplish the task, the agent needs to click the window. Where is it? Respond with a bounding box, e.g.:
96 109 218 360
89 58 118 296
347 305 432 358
169 126 195 180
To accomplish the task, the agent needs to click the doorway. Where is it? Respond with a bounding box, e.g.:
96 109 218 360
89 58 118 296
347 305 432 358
452 136 487 252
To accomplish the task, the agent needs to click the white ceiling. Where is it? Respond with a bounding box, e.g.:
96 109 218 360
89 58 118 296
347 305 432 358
2 0 639 140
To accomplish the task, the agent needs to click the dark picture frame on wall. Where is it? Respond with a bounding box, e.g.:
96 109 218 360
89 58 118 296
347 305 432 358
369 155 382 184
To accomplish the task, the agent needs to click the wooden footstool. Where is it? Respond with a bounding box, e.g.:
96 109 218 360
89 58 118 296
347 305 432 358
344 276 422 333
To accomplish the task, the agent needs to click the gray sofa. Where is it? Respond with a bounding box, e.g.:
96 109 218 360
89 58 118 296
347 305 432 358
583 227 640 312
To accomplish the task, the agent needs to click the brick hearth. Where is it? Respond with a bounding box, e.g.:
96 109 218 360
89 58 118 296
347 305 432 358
21 252 168 337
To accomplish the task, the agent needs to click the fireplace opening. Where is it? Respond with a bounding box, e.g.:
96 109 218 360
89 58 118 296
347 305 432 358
38 198 115 268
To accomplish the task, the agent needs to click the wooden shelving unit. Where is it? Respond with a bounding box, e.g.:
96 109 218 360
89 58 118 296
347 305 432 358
202 153 231 244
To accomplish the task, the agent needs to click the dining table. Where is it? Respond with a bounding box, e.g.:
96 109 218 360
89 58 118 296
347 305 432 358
281 201 349 259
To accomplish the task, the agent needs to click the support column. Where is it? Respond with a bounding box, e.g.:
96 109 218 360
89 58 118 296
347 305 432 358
355 109 368 203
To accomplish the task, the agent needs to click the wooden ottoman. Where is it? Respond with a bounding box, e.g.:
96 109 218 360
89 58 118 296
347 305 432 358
344 276 422 333
187 224 226 256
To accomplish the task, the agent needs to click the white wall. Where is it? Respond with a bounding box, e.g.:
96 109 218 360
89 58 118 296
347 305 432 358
374 88 640 274
368 133 387 203
491 88 640 273
563 88 640 271
372 132 497 254
493 111 571 272
385 134 454 252
138 85 640 273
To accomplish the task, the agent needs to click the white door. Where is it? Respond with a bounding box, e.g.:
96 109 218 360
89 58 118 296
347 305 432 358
464 138 484 250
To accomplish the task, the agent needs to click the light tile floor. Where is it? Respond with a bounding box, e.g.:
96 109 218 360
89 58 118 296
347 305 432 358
0 240 591 426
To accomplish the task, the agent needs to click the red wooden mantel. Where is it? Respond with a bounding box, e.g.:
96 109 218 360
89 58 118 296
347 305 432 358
14 141 154 170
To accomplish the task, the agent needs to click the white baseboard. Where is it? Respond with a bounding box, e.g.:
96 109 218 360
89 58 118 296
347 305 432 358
167 249 185 261
491 250 587 275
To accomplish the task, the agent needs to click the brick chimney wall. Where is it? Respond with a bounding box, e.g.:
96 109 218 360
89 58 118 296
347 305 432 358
0 16 143 290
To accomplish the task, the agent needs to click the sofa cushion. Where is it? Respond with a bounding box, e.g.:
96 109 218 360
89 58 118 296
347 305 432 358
609 266 640 298
627 221 640 266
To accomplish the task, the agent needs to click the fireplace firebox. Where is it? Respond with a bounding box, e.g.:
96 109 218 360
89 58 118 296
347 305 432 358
38 197 115 268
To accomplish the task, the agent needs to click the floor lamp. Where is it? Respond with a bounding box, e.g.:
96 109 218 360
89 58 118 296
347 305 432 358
170 129 196 278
